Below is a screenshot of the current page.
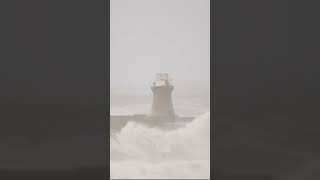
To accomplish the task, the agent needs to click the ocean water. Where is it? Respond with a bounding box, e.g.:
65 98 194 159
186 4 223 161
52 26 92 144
110 95 210 179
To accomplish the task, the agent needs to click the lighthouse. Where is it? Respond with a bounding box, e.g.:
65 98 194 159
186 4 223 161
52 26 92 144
150 73 175 119
110 73 194 130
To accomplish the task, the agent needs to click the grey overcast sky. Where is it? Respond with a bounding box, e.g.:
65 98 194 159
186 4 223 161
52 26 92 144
111 0 210 95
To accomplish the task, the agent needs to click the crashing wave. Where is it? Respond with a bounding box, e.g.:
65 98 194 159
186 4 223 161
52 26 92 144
110 112 210 179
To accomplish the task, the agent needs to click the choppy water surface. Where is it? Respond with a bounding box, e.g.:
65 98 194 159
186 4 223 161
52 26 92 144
110 95 210 179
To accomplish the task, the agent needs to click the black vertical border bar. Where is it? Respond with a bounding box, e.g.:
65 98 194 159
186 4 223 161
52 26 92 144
106 0 111 178
210 0 215 179
211 0 289 179
1 0 110 179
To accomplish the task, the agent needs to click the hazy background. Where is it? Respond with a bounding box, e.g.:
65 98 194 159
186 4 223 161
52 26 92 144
110 0 210 96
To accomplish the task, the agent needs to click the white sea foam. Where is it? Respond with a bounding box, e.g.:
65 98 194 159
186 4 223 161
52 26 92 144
110 112 210 179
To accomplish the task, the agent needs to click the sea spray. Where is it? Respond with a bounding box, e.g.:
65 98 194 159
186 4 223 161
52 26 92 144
110 112 210 179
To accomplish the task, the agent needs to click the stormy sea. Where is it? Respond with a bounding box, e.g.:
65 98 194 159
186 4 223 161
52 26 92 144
110 94 210 179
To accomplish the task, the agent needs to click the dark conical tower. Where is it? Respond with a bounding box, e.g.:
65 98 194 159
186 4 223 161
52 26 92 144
150 73 175 119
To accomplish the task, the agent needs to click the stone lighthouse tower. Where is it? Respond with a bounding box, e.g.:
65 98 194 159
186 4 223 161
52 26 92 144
150 73 175 119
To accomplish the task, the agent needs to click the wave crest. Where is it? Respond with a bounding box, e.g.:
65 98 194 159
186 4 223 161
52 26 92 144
110 112 210 179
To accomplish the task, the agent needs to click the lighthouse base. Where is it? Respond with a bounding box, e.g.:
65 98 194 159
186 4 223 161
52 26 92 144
110 114 194 132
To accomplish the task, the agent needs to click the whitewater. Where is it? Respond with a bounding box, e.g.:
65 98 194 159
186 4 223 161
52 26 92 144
110 100 210 179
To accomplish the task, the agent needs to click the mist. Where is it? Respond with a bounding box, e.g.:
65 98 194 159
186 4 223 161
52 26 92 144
110 0 210 96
